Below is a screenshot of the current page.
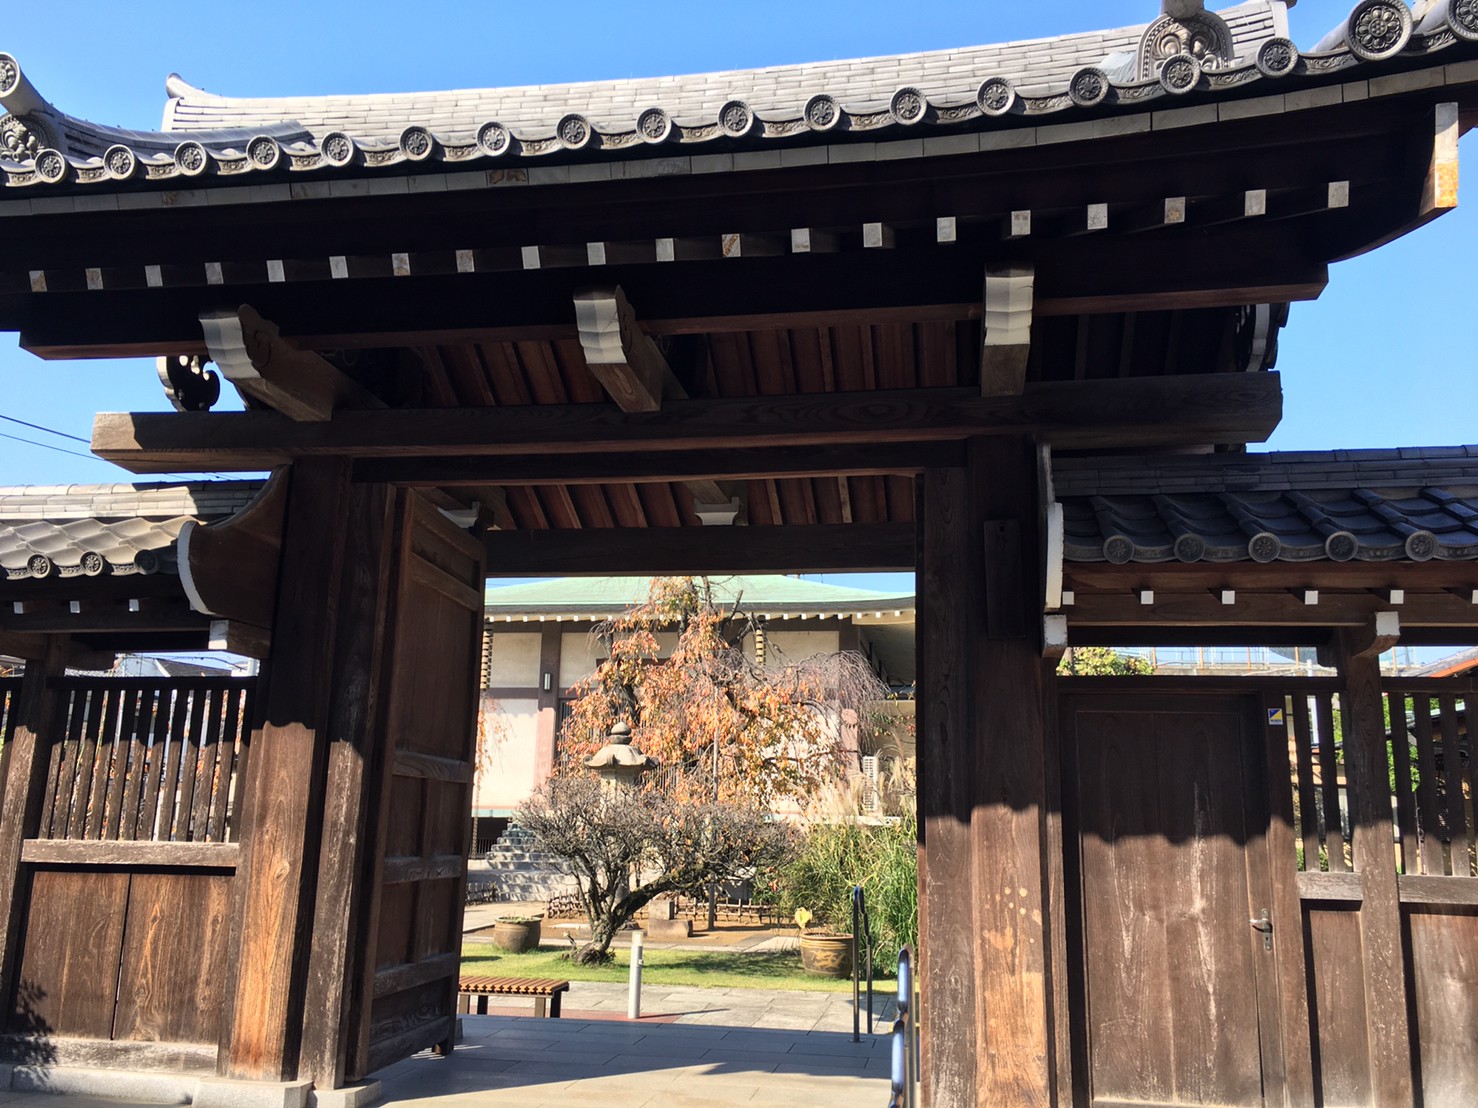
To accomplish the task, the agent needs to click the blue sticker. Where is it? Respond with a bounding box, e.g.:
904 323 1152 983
1268 708 1285 726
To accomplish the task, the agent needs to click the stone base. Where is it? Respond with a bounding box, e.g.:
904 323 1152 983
648 917 692 939
194 1076 314 1108
10 1065 196 1103
310 1080 382 1108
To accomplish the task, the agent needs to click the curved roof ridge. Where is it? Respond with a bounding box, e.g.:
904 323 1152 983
157 2 1277 141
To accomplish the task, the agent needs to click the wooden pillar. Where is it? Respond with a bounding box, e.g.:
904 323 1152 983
298 482 397 1089
218 459 353 1082
1333 616 1414 1106
919 437 1056 1108
0 637 67 1014
533 626 561 786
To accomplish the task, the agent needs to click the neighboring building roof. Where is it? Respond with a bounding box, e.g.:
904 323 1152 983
1415 645 1478 677
0 481 260 581
3 1 1473 189
484 575 915 619
1056 446 1478 564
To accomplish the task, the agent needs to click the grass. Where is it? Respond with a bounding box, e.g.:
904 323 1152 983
462 940 867 992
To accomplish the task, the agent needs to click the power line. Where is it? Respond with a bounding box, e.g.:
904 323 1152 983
0 430 104 463
0 413 90 445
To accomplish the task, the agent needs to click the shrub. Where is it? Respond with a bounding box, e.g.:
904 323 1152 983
778 813 917 972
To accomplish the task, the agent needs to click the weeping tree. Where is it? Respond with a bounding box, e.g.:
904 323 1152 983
558 576 890 808
516 775 790 963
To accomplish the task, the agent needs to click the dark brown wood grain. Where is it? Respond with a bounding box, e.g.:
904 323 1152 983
1305 905 1375 1105
1334 630 1415 1105
18 841 238 868
0 640 66 1021
1407 907 1478 1108
917 463 977 1108
113 872 232 1045
14 868 129 1039
218 459 352 1082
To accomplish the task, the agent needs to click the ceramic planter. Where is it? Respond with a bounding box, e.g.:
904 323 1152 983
799 932 854 978
491 917 542 953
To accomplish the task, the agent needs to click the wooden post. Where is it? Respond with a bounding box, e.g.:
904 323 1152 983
919 464 980 1108
918 437 1056 1108
218 459 352 1082
0 637 67 1015
298 483 396 1089
969 437 1054 1107
1333 615 1414 1107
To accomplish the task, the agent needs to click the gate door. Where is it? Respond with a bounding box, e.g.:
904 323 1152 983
1059 693 1286 1108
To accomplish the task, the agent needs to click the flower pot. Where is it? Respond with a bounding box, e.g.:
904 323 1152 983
799 932 854 978
491 917 542 954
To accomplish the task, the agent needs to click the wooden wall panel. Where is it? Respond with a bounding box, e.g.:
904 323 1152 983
13 870 129 1040
1407 906 1478 1108
1304 905 1373 1107
113 873 232 1045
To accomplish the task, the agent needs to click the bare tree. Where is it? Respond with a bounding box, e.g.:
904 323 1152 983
516 775 791 964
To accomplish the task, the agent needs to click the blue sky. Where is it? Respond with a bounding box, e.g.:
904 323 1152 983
0 0 1473 489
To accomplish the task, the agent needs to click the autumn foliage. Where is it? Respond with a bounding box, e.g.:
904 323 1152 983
557 577 889 808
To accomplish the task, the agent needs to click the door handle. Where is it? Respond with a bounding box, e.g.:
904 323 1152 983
1249 909 1273 951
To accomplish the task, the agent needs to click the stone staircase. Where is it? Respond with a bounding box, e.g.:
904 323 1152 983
480 825 580 903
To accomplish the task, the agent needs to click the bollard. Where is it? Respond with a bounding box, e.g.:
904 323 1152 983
628 929 645 1020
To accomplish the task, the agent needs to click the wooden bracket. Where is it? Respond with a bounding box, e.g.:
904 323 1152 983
1345 611 1401 660
1043 614 1069 660
201 305 382 421
178 466 288 627
981 265 1034 396
573 286 678 413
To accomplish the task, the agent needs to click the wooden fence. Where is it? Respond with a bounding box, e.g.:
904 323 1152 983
1281 678 1475 1107
4 677 254 1071
0 678 19 746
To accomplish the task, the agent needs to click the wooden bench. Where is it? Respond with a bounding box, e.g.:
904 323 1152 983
457 975 570 1018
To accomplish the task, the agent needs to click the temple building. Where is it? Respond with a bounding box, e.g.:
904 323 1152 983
0 1 1476 1105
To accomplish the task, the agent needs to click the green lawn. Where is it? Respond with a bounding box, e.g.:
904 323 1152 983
462 940 870 992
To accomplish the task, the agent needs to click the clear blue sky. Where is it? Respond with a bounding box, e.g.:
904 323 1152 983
1 0 1473 489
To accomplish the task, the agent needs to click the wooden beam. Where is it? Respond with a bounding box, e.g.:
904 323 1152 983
1065 560 1478 594
1421 103 1461 218
573 286 673 413
482 523 914 575
1063 591 1474 629
201 305 382 421
355 441 963 487
980 265 1034 396
93 372 1283 473
179 466 288 626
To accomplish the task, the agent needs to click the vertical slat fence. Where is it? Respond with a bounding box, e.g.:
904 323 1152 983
1383 683 1473 877
36 678 254 845
1284 689 1353 871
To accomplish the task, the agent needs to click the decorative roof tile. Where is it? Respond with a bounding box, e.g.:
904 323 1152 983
2 2 1470 190
0 481 260 581
1057 447 1478 564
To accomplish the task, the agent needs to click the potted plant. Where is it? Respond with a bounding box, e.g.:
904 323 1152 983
795 908 853 978
490 914 543 954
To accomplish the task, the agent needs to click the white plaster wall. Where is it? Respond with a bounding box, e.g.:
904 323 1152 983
765 629 839 664
558 629 680 689
474 696 540 813
486 631 543 687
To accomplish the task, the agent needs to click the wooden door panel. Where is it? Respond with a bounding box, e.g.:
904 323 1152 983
1066 695 1278 1108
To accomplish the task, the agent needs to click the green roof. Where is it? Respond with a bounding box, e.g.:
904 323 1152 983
484 575 914 616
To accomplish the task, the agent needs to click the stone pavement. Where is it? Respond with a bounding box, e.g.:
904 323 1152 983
371 1010 895 1107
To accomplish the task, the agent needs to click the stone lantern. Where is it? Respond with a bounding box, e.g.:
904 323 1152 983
583 721 657 792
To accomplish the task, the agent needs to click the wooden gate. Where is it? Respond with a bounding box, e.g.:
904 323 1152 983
1 677 253 1070
347 494 485 1080
1060 692 1287 1108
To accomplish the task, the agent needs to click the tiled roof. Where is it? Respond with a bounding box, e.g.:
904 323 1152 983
485 575 915 616
3 1 1472 190
1056 447 1478 564
0 481 260 582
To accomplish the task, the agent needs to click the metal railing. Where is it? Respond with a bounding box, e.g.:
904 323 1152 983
887 945 917 1108
852 884 874 1042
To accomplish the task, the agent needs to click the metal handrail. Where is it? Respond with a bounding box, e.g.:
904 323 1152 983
852 884 874 1042
887 945 916 1108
